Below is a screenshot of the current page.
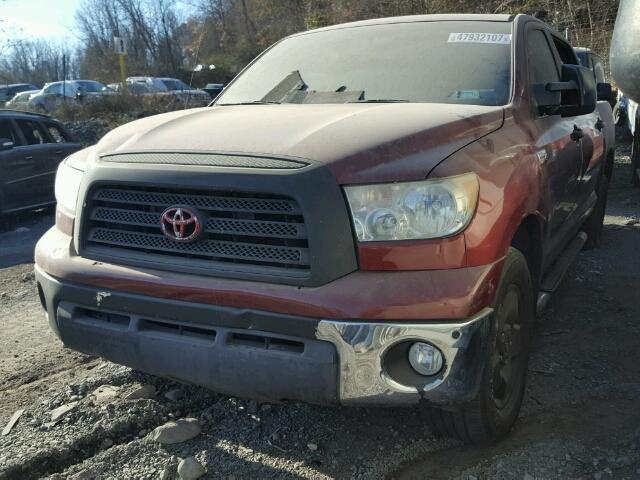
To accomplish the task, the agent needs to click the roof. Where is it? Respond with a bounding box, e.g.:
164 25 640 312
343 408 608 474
0 109 51 119
297 13 516 36
0 83 37 88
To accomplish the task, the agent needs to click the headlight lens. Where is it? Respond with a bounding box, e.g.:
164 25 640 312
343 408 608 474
344 173 479 241
55 160 84 215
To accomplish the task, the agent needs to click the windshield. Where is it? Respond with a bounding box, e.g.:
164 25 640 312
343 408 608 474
161 79 190 91
575 51 589 67
216 21 513 106
76 81 107 93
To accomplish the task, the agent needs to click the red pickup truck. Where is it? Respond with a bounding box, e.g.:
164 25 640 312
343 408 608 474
35 14 615 443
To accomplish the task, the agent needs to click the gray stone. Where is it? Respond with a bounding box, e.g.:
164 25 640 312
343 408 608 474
101 438 114 449
307 442 318 451
177 457 206 480
50 401 79 422
159 458 178 480
152 418 201 444
91 385 120 404
125 383 156 400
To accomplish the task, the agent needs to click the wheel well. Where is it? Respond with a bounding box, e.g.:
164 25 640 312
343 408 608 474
511 215 542 292
604 149 615 180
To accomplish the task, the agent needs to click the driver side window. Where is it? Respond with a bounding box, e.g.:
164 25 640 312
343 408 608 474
45 84 62 95
527 29 560 85
0 120 18 144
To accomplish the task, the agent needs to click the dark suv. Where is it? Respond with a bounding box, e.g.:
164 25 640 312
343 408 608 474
0 83 39 104
0 110 81 214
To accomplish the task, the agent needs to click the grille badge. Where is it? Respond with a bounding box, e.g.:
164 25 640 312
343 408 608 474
160 207 202 242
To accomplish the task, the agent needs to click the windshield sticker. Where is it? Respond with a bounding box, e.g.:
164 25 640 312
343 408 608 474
448 33 512 44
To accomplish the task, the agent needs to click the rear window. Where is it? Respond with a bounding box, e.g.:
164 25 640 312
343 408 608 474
217 20 513 106
45 122 72 143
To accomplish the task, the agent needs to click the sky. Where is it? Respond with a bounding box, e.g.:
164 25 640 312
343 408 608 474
0 0 83 43
0 0 192 45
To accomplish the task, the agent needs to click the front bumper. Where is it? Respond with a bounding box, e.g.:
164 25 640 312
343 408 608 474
36 264 492 406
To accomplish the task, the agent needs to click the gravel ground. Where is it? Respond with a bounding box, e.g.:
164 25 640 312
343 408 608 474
1 142 639 480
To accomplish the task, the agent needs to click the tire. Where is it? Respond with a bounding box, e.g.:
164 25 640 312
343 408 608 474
583 172 609 249
423 247 534 444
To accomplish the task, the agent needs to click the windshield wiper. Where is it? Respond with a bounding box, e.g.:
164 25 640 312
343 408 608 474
218 100 281 106
349 99 410 103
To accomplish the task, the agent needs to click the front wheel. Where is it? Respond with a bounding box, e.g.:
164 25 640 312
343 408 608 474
423 247 534 444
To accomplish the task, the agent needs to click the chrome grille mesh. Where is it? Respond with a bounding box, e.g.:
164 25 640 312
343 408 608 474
83 186 310 271
99 152 308 169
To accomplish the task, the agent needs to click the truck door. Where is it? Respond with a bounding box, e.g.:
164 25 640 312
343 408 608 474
526 27 581 261
13 119 55 206
0 118 31 211
550 38 605 216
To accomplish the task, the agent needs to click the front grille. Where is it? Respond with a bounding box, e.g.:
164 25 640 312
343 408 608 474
83 186 310 272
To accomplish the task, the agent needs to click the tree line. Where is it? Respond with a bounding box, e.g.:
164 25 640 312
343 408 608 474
0 0 619 88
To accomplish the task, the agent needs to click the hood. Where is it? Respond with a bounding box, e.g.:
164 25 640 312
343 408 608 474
94 103 504 183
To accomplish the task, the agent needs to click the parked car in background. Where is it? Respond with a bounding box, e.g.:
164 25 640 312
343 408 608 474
202 83 225 99
0 110 81 214
575 47 615 107
5 90 40 109
0 83 39 104
575 47 608 82
127 76 210 106
107 82 162 95
28 80 115 112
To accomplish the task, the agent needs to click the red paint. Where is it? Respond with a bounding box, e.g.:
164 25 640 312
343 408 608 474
358 235 466 270
36 227 501 320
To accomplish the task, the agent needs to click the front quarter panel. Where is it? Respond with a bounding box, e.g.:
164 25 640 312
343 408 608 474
430 109 544 268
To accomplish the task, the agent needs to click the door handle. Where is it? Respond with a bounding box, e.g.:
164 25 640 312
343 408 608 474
570 125 584 142
55 150 63 155
24 156 33 160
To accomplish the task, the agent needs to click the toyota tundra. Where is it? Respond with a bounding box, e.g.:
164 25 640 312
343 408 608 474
35 14 615 443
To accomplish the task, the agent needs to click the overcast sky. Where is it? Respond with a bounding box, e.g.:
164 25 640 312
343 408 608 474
0 0 192 45
0 0 82 43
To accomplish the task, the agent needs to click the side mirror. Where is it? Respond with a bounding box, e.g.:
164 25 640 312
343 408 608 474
597 82 613 102
0 138 14 150
534 64 597 117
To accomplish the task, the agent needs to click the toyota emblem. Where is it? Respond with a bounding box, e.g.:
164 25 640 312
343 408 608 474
160 207 202 242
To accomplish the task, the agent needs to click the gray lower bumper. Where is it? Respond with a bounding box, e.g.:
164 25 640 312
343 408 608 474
36 266 492 406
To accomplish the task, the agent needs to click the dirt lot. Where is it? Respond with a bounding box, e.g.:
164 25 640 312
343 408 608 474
1 143 639 480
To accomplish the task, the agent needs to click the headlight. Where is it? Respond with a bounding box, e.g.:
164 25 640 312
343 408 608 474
344 173 479 241
55 159 84 215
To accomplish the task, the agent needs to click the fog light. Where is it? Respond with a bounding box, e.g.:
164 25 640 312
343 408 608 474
408 342 444 376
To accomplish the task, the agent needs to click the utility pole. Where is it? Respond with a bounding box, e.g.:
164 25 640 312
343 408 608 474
62 53 66 102
114 37 128 93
